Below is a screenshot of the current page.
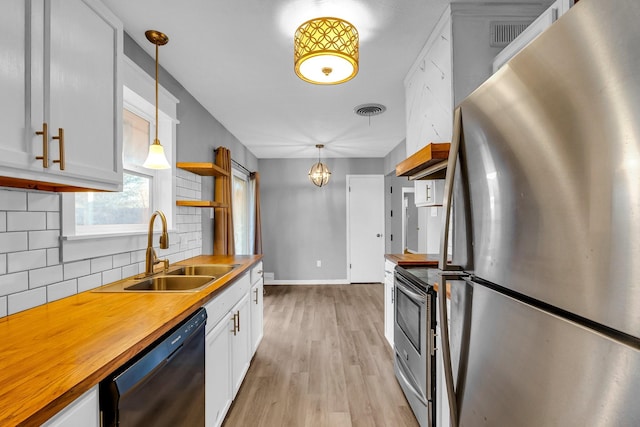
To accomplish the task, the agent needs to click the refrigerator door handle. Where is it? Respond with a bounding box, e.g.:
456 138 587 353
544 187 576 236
438 273 460 427
439 107 462 272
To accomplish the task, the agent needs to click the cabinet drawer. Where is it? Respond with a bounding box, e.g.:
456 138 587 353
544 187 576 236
250 262 263 285
204 273 251 332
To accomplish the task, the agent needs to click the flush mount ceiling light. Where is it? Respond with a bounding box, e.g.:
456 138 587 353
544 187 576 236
308 144 331 187
294 17 359 85
142 29 171 170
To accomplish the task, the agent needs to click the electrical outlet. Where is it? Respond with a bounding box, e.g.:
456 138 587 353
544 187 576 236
316 260 322 267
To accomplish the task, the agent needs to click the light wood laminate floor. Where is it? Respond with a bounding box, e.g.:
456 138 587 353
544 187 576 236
223 285 419 427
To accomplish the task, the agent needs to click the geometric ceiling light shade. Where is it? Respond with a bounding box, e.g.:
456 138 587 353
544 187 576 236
294 17 359 85
308 144 331 187
143 29 171 169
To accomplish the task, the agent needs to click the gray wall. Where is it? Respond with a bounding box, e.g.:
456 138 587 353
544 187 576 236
383 140 414 254
124 33 258 254
259 158 383 281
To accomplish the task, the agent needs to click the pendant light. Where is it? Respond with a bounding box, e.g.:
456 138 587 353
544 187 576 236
294 17 359 85
309 144 331 187
142 30 171 169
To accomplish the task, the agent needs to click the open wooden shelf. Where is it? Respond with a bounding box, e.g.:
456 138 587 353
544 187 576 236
396 142 450 180
176 200 228 208
176 162 229 177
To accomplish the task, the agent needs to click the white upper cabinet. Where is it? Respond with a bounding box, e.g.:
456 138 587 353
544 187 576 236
0 0 123 192
492 0 575 73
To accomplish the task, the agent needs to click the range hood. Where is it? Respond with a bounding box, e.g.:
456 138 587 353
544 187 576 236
396 142 450 180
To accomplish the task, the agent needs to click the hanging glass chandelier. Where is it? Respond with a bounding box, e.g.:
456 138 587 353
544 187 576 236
308 144 331 187
294 17 359 85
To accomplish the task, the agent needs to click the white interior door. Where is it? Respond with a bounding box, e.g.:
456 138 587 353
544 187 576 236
347 175 385 283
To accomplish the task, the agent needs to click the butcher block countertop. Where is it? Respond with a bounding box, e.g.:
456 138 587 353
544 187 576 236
0 254 262 427
384 253 441 266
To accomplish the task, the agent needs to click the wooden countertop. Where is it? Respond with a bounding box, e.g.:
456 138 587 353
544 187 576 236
0 254 262 427
384 253 441 266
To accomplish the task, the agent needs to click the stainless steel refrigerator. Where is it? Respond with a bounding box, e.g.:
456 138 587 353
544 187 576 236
437 0 640 425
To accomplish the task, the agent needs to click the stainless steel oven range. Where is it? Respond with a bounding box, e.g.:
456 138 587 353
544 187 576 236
394 266 437 427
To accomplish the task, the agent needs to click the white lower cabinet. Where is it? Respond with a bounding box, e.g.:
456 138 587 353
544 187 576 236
250 261 264 354
384 260 396 348
41 385 99 427
205 317 232 427
204 267 261 427
230 293 251 398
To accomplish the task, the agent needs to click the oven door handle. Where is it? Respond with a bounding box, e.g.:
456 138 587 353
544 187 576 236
395 280 426 304
395 353 428 406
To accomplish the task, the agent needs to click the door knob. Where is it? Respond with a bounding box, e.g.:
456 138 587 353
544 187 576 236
376 233 382 237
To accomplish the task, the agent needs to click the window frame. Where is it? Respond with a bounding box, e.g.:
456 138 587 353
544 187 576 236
60 56 179 263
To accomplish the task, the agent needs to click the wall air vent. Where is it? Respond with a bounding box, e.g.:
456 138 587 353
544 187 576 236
354 103 386 117
490 21 533 47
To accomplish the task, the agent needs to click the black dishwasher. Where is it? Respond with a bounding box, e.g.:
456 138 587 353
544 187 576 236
100 308 207 427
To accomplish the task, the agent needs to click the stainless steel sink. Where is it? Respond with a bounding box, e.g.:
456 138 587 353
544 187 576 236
165 264 237 278
91 264 238 292
124 275 214 292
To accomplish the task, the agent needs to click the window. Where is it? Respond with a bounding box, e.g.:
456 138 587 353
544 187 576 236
74 106 156 234
61 57 178 262
232 169 250 255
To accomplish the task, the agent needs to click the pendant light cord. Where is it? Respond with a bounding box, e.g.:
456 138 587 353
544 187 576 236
154 43 159 144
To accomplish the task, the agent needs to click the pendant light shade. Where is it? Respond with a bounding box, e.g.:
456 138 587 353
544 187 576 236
294 17 359 85
309 144 331 187
143 30 171 170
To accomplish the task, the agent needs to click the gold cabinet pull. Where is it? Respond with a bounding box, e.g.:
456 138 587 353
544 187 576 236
52 128 65 170
236 310 240 332
253 288 259 304
35 123 49 168
231 313 238 336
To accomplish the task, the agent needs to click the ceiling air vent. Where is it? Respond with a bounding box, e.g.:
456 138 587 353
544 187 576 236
490 21 533 47
354 103 386 117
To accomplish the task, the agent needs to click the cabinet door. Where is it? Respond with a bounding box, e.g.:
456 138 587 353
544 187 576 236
41 385 99 427
47 0 123 189
205 317 232 427
250 280 264 355
415 180 444 207
0 1 35 170
230 293 251 398
384 278 395 348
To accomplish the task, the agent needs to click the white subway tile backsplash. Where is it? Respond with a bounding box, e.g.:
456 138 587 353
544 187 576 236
91 256 113 273
121 263 138 279
78 273 102 292
28 193 60 212
7 249 47 273
8 287 47 314
0 232 28 253
0 272 28 296
47 212 61 230
113 253 130 268
47 248 60 266
28 230 59 250
102 267 122 284
0 174 203 317
29 265 63 289
47 279 77 302
7 212 46 231
0 190 27 211
64 260 91 280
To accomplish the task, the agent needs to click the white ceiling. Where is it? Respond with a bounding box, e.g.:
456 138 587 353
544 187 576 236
101 0 541 159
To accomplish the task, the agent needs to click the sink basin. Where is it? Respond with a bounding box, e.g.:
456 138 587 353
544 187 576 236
124 275 214 292
165 264 237 278
92 264 238 292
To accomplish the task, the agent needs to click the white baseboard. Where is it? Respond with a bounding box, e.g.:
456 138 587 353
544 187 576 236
264 279 350 285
